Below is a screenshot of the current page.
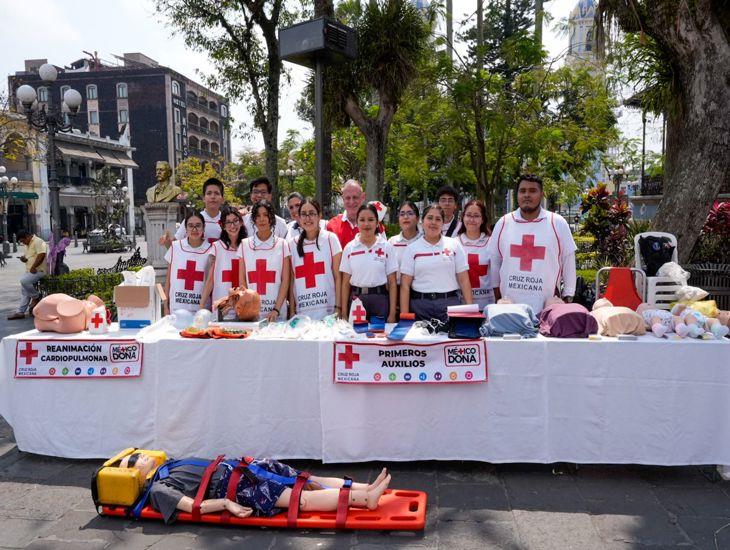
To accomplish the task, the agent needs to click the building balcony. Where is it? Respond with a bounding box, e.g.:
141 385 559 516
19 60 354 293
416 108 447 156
188 147 215 159
639 176 730 198
1 169 33 182
188 101 220 118
58 175 97 186
187 123 219 138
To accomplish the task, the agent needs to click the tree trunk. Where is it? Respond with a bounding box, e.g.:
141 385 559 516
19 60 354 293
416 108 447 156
364 125 386 201
648 3 730 263
344 95 395 201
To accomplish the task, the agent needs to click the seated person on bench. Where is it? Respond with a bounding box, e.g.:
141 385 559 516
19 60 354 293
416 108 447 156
120 452 391 524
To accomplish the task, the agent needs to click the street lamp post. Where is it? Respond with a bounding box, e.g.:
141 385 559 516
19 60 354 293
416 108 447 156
110 178 129 235
278 157 304 187
16 63 82 244
0 166 19 255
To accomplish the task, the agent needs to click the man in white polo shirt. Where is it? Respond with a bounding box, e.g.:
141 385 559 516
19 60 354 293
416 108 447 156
244 177 288 239
487 174 577 314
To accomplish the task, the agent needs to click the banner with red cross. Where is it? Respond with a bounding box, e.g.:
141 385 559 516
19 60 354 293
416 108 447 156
333 340 487 385
14 339 143 379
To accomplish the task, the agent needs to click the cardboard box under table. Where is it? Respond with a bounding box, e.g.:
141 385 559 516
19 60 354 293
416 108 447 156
114 284 166 329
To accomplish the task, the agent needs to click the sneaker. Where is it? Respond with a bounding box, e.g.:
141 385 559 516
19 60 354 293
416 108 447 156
28 297 41 313
7 312 25 320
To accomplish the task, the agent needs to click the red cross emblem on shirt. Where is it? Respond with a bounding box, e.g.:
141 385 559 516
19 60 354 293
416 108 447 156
338 344 360 369
221 258 241 287
443 248 453 256
374 248 385 258
177 260 205 290
510 234 546 272
295 252 325 289
247 258 276 295
19 342 38 365
90 312 105 329
467 254 488 288
351 304 367 324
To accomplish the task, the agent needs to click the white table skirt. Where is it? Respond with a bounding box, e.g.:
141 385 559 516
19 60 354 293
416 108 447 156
0 329 322 459
2 328 729 465
319 336 730 464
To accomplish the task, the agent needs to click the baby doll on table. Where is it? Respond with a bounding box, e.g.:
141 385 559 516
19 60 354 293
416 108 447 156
637 303 729 339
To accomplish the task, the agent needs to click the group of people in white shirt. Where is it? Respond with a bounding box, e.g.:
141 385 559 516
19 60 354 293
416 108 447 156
162 174 577 324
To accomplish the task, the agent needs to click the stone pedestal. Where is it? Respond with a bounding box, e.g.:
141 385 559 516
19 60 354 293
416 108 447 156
142 202 180 282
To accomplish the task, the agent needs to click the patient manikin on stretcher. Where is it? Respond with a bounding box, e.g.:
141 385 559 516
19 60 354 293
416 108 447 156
93 448 427 531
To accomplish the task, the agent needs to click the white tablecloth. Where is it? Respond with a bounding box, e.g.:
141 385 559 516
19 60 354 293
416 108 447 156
319 336 730 464
2 327 729 465
0 328 322 459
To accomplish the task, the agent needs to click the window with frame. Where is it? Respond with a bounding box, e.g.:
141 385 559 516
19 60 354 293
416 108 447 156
60 85 70 100
86 84 98 100
172 81 180 96
220 104 228 117
37 87 49 102
118 109 129 123
89 111 99 124
117 82 128 98
175 132 182 150
174 108 181 124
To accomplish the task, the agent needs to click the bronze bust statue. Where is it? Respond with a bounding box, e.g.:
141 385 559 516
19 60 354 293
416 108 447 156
146 161 185 203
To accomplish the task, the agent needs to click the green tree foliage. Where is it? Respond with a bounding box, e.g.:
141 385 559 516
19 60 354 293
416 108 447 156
580 183 632 266
155 0 295 197
175 157 237 209
327 0 433 199
597 0 730 262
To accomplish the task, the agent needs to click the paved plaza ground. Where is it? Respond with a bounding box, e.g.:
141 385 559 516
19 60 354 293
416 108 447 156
1 243 730 549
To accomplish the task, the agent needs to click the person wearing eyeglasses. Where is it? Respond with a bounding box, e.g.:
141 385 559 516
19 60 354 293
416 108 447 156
286 191 326 239
457 200 498 310
164 211 213 315
289 198 342 319
200 206 248 319
388 201 421 285
399 205 473 322
161 178 225 248
436 185 462 237
243 177 288 239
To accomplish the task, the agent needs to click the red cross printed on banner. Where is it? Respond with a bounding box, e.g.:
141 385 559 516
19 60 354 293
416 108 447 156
19 342 38 365
295 252 325 289
510 234 546 272
177 260 205 290
90 312 105 329
248 259 276 295
351 304 367 324
372 202 383 211
222 258 241 287
374 248 385 258
467 254 488 288
338 344 360 370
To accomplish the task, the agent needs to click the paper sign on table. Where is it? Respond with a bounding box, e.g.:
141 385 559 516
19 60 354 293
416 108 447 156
333 339 487 384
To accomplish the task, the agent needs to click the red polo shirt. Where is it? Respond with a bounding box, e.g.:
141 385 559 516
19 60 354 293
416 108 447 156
326 213 386 248
326 213 359 248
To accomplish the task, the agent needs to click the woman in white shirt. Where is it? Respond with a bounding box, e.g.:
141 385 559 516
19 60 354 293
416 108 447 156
457 199 499 310
388 201 421 285
288 198 342 320
399 204 473 322
340 204 398 323
164 211 212 315
200 206 247 319
240 200 291 322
